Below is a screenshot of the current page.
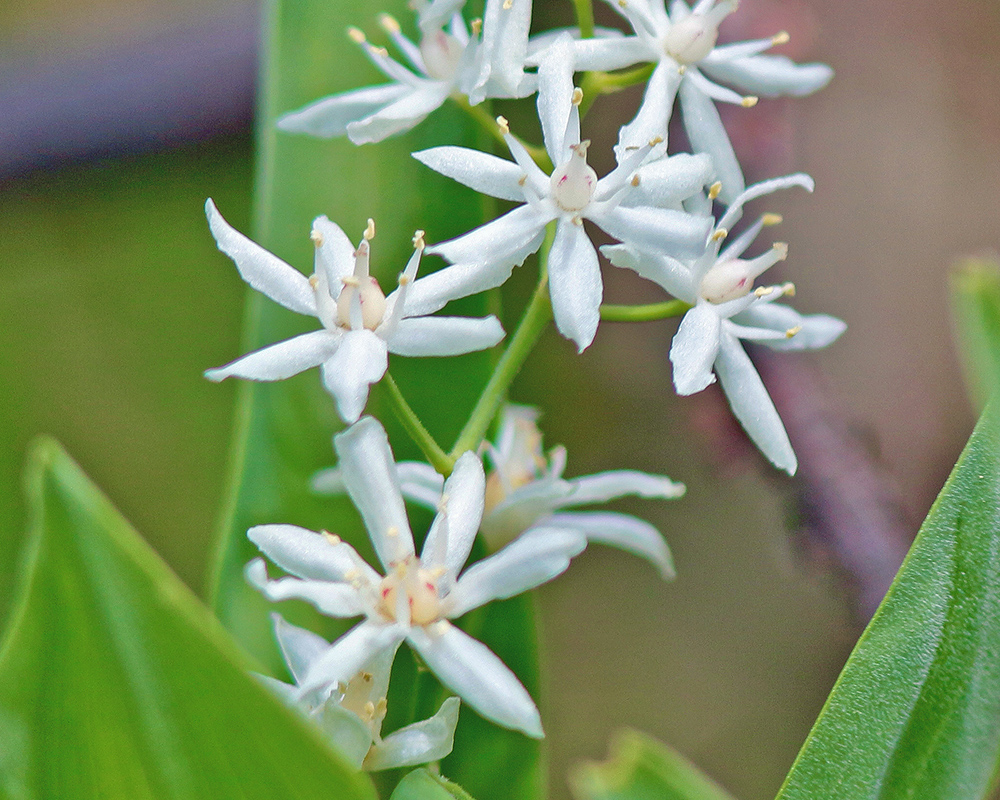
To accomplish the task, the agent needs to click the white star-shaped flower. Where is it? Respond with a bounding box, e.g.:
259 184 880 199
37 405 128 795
203 200 504 423
313 404 683 577
246 416 593 738
565 0 833 203
276 0 534 145
258 614 460 771
602 174 846 474
408 34 714 351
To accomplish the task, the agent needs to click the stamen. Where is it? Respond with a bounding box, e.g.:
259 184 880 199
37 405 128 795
761 213 783 226
785 325 802 338
364 218 376 241
711 227 728 242
378 13 401 33
323 531 342 545
741 96 759 108
708 181 722 200
309 275 319 288
496 115 510 135
412 229 425 250
348 27 366 44
341 276 360 287
772 31 790 45
754 286 774 297
431 620 450 636
782 282 796 297
310 229 324 246
571 87 583 106
470 18 482 35
631 174 641 187
773 242 789 259
386 525 399 538
648 135 664 146
518 174 527 186
503 0 512 8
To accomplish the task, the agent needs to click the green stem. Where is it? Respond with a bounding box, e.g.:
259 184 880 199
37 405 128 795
449 227 557 458
578 64 657 118
600 300 692 322
384 372 455 476
451 94 552 172
572 0 595 39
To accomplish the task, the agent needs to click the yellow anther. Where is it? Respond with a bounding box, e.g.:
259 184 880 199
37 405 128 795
360 671 372 683
773 242 789 259
571 87 584 106
782 281 796 297
518 174 527 186
708 181 722 200
344 568 361 582
631 174 641 187
648 135 664 147
398 274 411 287
310 229 324 246
323 531 342 545
363 701 376 720
754 286 774 297
618 0 627 7
503 0 512 8
413 229 425 249
761 213 783 226
348 27 366 44
571 215 584 226
678 64 687 75
309 275 319 288
496 115 510 134
386 525 399 537
431 620 450 636
711 227 728 242
470 18 482 35
741 95 759 108
429 566 447 579
375 697 388 716
785 325 802 338
372 45 389 57
336 681 348 695
342 275 360 287
364 218 376 240
772 31 790 46
378 13 401 33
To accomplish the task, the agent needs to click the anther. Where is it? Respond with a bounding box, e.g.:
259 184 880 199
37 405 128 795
386 525 399 537
772 31 790 45
708 181 722 200
711 227 728 242
785 325 802 338
470 18 482 35
741 96 759 108
309 275 319 288
431 620 450 635
342 275 360 287
678 64 687 75
754 286 775 297
631 174 640 187
364 219 376 241
782 282 796 296
572 215 584 226
571 87 583 106
518 174 527 186
773 242 788 259
761 213 783 226
412 229 425 250
372 46 389 57
503 0 512 9
310 229 324 246
378 13 401 33
348 27 366 44
323 531 342 545
648 135 664 146
496 115 510 135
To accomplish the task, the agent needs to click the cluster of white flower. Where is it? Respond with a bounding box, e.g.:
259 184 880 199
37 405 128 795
203 0 841 773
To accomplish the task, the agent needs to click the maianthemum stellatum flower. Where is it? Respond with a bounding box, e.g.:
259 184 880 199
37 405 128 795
603 174 846 474
567 0 833 203
276 0 534 145
259 614 460 771
408 34 714 351
313 404 682 576
246 416 596 738
203 200 504 422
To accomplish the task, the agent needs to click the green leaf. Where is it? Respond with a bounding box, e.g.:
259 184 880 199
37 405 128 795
775 403 1000 800
390 769 476 800
569 730 737 800
0 437 376 800
951 255 1000 409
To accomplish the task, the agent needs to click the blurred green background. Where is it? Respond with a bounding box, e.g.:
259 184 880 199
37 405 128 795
3 0 999 797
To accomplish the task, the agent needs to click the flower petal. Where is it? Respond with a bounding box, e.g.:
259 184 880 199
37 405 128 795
535 33 577 162
346 83 451 145
421 451 486 583
735 304 847 351
205 329 341 383
310 702 373 769
412 146 527 202
271 614 331 683
245 559 369 618
447 526 587 617
396 461 445 510
469 0 533 103
714 331 796 474
480 477 575 547
670 303 722 395
387 315 505 356
276 83 410 138
570 34 652 72
561 470 686 506
625 152 715 208
363 697 461 771
601 243 695 303
402 259 522 318
313 215 357 285
408 622 543 738
700 55 833 98
594 204 712 260
247 524 377 583
616 60 682 156
428 204 551 268
548 218 602 352
299 621 406 696
205 199 317 316
320 329 389 423
334 416 416 569
544 511 674 579
678 75 744 204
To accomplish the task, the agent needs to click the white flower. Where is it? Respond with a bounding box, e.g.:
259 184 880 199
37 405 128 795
276 0 533 145
258 614 460 771
314 405 683 577
409 34 714 352
246 416 593 738
566 0 833 203
602 174 846 474
202 200 504 423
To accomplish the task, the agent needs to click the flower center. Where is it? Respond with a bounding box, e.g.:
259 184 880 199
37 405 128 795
698 258 754 304
550 141 598 212
377 559 444 626
419 30 465 80
336 275 387 330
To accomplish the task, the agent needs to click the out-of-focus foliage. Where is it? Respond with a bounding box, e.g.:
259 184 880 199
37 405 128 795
951 254 1000 408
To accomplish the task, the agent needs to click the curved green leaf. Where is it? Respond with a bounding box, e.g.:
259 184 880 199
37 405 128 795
775 404 1000 800
390 769 475 800
0 437 376 800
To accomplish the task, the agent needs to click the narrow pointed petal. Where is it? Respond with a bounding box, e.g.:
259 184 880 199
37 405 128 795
616 61 682 155
448 526 587 617
205 329 341 383
570 35 652 72
595 204 712 259
422 451 486 581
320 329 388 423
310 702 373 769
313 215 357 285
670 303 722 395
700 55 833 97
272 614 330 684
716 172 814 231
413 147 527 202
310 466 344 495
205 199 317 315
480 477 575 544
363 697 461 771
335 416 416 568
560 470 686 506
403 258 521 318
535 33 576 162
545 511 674 579
408 623 543 737
714 332 796 474
299 621 406 695
396 461 445 509
601 243 695 302
276 83 409 138
735 304 847 351
387 315 505 356
247 524 378 582
428 204 551 268
678 76 744 204
470 0 533 103
626 152 715 208
346 83 450 145
548 218 602 352
245 559 368 618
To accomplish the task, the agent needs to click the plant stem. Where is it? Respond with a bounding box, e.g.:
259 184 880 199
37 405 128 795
600 300 692 322
572 0 595 39
384 372 455 476
449 227 556 458
578 64 657 117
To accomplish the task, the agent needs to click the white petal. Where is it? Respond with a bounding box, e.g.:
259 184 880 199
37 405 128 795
594 204 711 260
616 60 682 155
313 216 357 285
535 33 576 162
310 702 373 769
299 621 406 695
245 559 369 618
272 614 331 683
625 152 715 208
276 83 410 138
544 511 674 579
561 471 686 506
548 218 602 352
408 623 543 737
734 304 846 351
422 451 486 582
670 303 722 395
601 243 696 302
716 173 814 232
334 417 416 569
448 526 587 617
470 0 533 102
402 259 521 318
387 315 505 356
395 461 445 510
363 697 461 771
570 35 652 71
714 332 796 474
205 329 340 383
346 83 451 145
700 55 833 98
320 329 388 423
310 467 344 495
413 147 527 202
247 524 377 583
428 204 551 267
678 76 744 204
205 199 317 316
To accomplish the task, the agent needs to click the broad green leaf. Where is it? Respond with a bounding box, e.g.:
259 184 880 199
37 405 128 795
775 403 1000 800
390 769 475 800
569 730 737 800
951 255 1000 409
0 437 376 800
